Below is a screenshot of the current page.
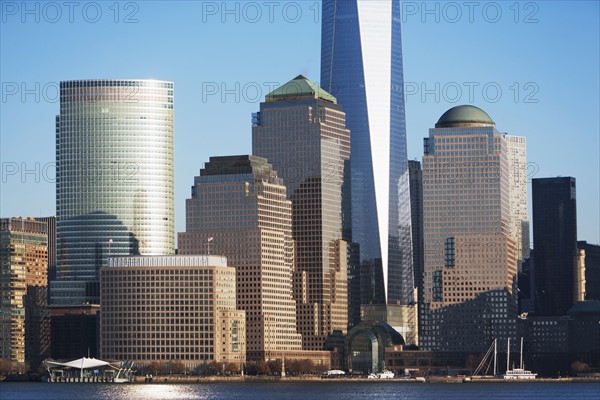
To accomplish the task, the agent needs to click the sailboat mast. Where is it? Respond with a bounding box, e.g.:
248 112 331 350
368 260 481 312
506 337 510 373
520 337 524 369
494 339 497 376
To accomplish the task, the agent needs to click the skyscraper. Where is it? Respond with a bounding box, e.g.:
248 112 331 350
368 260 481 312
321 0 415 342
178 155 303 360
506 136 530 264
532 177 577 316
420 105 518 352
53 79 175 305
252 75 350 350
578 241 600 301
0 218 50 369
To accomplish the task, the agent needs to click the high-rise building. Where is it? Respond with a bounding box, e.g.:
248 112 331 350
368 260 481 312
532 177 577 316
420 105 518 353
100 255 246 366
252 75 349 350
35 217 56 282
0 218 50 369
408 160 425 338
506 136 530 264
320 0 416 341
578 241 600 301
178 156 303 360
53 79 175 305
408 161 424 301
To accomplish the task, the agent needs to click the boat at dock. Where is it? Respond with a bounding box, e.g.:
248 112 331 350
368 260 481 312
503 338 537 380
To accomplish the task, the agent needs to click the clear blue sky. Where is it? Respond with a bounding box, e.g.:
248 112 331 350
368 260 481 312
1 1 598 246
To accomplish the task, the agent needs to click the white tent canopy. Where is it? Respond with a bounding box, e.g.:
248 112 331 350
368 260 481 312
44 357 119 370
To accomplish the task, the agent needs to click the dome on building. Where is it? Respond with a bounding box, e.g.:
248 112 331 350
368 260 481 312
435 105 495 128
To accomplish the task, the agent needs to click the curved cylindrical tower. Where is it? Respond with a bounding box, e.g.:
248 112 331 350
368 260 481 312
55 79 174 301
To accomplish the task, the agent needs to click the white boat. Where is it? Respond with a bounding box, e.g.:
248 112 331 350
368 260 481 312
503 338 537 380
368 370 395 379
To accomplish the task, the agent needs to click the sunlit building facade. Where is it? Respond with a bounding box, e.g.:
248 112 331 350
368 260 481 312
178 156 303 360
320 0 416 341
53 79 175 305
506 136 529 264
0 218 50 368
420 106 518 352
252 75 349 350
100 255 245 366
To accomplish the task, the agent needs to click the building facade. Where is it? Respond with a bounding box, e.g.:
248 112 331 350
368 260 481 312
178 156 303 360
408 160 424 331
35 217 56 282
53 79 175 305
0 218 50 369
320 0 416 337
532 177 577 316
506 136 529 264
50 304 100 360
252 75 349 350
100 255 245 366
578 241 600 301
420 106 518 353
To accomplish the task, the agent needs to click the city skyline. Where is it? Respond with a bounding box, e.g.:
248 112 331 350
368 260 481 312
1 1 599 248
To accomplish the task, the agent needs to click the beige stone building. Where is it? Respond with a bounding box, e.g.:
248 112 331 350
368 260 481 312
252 75 350 350
420 106 518 352
178 156 303 360
99 255 245 366
0 218 49 368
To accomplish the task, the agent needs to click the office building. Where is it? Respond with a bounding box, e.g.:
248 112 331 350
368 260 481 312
53 79 174 305
321 0 416 342
506 136 529 264
420 105 518 353
532 177 577 316
50 304 100 360
252 75 349 349
178 156 303 360
35 217 56 282
0 218 50 369
100 255 245 366
408 160 424 327
578 241 600 301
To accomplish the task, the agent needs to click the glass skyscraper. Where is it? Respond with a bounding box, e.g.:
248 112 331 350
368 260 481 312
320 0 415 338
53 79 175 305
532 177 577 316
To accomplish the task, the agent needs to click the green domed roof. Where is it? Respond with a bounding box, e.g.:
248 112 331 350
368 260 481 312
266 75 337 103
435 105 495 128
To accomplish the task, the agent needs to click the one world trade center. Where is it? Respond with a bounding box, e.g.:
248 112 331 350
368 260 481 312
321 0 417 344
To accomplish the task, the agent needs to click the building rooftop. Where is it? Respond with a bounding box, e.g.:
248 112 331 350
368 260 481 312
435 105 495 128
567 300 600 317
106 255 228 268
265 75 337 103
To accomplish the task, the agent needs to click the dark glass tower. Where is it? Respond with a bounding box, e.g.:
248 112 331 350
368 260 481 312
321 0 415 333
532 177 577 316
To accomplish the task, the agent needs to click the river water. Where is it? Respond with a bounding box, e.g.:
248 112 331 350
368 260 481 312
2 381 599 400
